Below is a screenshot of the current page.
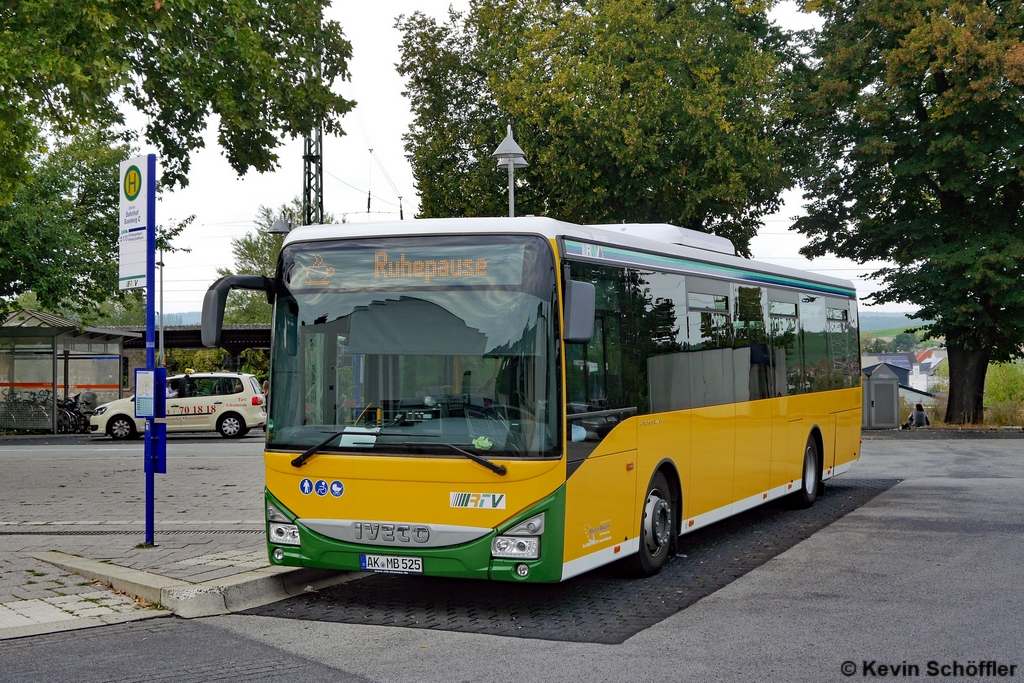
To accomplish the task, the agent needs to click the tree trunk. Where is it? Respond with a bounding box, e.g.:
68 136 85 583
944 342 990 424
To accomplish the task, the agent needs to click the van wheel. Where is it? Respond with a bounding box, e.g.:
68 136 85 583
793 436 821 508
217 413 245 438
623 471 674 577
108 416 137 440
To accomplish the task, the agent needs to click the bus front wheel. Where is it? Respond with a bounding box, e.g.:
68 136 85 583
624 471 674 577
793 436 821 508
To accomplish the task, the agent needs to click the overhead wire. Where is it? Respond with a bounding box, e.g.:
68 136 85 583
338 80 406 218
323 169 400 208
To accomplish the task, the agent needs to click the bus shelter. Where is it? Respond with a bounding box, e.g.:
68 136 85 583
0 310 138 432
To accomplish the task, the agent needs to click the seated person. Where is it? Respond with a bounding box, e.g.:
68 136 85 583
904 403 930 428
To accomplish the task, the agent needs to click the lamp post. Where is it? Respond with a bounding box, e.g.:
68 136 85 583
269 214 294 235
491 125 527 217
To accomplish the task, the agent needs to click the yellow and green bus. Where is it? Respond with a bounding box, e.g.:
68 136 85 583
202 217 861 582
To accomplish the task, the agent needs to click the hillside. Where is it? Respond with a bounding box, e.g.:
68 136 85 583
859 312 932 333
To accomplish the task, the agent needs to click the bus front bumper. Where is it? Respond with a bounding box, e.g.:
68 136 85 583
264 488 565 583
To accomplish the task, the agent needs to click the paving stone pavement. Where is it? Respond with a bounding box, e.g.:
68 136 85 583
0 435 268 630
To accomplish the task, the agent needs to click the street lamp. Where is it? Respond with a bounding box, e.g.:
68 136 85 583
269 215 294 235
491 125 527 218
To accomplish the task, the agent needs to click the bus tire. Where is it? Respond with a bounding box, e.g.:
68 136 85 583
793 436 821 508
107 415 137 440
217 413 246 438
624 471 674 577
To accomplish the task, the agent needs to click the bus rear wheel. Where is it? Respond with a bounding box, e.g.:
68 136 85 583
793 436 821 508
624 471 674 577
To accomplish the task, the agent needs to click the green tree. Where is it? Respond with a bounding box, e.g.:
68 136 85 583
82 293 148 327
0 129 130 316
985 361 1024 404
793 0 1024 423
1 0 354 200
891 332 919 353
218 200 336 324
397 0 795 254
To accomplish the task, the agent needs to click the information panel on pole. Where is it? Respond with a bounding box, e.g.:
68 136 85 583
119 157 149 290
135 369 155 418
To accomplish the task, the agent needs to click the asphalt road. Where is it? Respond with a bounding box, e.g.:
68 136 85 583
0 437 1020 682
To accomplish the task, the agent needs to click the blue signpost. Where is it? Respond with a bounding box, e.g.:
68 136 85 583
121 154 166 546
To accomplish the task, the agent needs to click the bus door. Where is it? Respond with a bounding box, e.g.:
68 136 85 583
825 298 860 472
684 281 736 521
563 308 637 569
732 285 772 507
768 290 805 488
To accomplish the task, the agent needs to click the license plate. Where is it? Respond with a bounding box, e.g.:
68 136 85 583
360 554 423 574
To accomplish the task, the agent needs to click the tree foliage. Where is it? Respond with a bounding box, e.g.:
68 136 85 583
0 126 193 319
219 200 335 324
793 0 1024 423
397 0 795 254
0 0 354 200
0 129 130 316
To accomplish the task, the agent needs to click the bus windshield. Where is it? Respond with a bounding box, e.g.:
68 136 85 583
267 235 560 459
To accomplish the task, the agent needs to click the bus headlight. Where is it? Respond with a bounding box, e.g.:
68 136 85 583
491 536 539 559
266 503 289 523
505 512 544 536
269 523 301 546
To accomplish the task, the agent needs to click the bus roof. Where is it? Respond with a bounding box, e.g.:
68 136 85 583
282 216 857 298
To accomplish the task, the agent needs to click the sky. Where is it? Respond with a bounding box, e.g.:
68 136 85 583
146 1 904 315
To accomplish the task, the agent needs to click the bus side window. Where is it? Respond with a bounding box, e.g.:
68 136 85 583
827 305 851 389
769 300 801 396
734 286 770 401
565 261 640 462
848 302 861 387
685 290 733 408
801 297 829 392
565 321 607 412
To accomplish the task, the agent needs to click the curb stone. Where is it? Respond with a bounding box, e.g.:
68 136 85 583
29 551 367 619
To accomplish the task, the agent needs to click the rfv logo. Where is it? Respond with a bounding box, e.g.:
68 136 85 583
450 492 506 509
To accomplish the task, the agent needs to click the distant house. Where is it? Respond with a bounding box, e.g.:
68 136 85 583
862 349 945 394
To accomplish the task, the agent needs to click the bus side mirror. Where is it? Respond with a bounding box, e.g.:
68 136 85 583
563 280 596 344
201 275 275 348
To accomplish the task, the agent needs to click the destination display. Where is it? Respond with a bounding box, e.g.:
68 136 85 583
291 243 527 290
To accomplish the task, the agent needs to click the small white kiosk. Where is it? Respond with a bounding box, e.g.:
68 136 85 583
862 363 901 429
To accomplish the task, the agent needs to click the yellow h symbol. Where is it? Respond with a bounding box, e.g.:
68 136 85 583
123 165 142 201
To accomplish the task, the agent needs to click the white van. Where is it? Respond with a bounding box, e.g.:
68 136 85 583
90 372 267 439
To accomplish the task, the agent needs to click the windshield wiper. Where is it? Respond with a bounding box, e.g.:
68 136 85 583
290 427 438 468
291 430 507 475
291 430 351 468
407 442 507 476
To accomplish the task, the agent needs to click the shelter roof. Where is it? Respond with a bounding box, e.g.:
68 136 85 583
1 309 139 342
115 324 270 353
